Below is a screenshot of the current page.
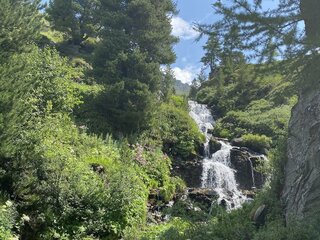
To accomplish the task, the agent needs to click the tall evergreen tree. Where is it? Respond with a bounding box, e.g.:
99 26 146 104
93 0 177 133
0 0 42 147
197 0 320 106
0 0 41 60
47 0 99 45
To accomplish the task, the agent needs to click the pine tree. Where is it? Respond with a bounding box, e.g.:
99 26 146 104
0 0 41 60
208 1 318 59
195 0 320 116
93 0 177 133
47 0 99 45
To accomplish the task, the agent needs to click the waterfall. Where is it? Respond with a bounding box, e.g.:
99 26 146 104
188 100 246 210
248 159 256 189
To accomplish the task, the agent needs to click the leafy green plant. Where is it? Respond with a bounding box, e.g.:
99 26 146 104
0 200 17 239
241 134 272 153
147 96 205 160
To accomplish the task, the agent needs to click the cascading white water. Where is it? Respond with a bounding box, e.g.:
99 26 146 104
188 100 246 210
248 159 256 189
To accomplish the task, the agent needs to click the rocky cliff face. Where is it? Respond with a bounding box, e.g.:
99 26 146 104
283 88 320 221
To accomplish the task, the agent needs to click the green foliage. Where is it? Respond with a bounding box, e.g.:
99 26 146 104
0 200 17 239
213 99 295 141
253 219 320 240
95 49 161 133
0 0 41 60
241 134 272 152
121 142 182 202
126 217 190 240
47 0 99 45
0 46 179 239
147 96 205 160
186 206 255 240
92 0 177 134
200 0 317 62
195 62 297 143
40 20 66 44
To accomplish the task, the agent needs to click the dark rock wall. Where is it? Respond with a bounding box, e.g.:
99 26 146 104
172 159 203 188
282 88 320 221
230 149 265 190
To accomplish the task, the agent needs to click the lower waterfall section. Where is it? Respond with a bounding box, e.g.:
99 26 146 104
188 101 246 210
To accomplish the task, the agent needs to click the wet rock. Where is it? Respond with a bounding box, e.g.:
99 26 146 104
230 148 265 190
243 190 256 199
251 204 268 227
172 159 202 188
231 138 243 147
188 188 219 207
199 143 205 156
91 164 105 174
147 211 163 224
209 138 222 155
207 128 214 135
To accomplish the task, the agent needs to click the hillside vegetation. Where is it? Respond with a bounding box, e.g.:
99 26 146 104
0 0 203 238
1 0 320 239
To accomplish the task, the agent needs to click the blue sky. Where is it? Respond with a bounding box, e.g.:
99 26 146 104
171 0 217 84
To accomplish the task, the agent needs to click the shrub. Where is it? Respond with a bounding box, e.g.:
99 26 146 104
241 134 272 153
0 200 17 239
125 218 190 240
0 46 152 239
147 96 205 160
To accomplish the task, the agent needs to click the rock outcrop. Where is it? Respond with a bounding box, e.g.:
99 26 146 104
230 148 266 190
188 188 219 207
282 88 320 221
172 158 202 188
209 137 222 155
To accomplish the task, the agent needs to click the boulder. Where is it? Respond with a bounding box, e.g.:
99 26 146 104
188 188 219 207
172 158 202 188
209 138 222 155
251 204 268 227
231 137 243 147
231 138 268 155
91 163 105 174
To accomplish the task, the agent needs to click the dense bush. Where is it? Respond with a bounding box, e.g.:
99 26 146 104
212 99 295 141
241 134 272 153
0 200 17 239
0 46 182 238
146 96 205 160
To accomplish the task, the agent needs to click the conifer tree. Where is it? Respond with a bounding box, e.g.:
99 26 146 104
93 0 177 133
0 0 41 60
197 0 320 108
204 1 318 61
47 0 99 45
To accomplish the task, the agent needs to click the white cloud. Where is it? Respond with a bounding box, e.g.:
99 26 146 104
171 16 200 40
172 66 200 84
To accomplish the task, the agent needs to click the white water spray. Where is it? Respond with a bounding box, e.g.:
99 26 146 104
189 101 246 210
